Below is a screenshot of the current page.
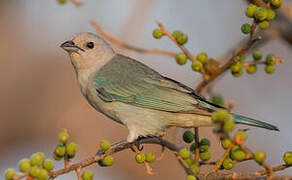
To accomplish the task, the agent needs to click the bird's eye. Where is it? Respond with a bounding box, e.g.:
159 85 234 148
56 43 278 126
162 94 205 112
86 42 94 49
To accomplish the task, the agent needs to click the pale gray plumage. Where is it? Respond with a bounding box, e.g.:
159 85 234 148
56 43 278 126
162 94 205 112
60 32 278 142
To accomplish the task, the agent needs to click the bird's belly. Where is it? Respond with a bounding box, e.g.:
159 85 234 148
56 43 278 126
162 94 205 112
85 87 170 136
85 85 213 139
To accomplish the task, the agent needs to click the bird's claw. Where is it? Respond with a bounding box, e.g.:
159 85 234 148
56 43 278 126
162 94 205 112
131 136 145 152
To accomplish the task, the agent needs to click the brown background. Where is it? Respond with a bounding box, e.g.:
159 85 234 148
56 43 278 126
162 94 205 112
0 0 291 179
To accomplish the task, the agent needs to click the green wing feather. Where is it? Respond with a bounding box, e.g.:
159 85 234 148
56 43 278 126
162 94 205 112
93 54 215 113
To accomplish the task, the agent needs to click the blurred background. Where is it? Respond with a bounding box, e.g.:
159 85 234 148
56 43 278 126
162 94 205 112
0 0 291 179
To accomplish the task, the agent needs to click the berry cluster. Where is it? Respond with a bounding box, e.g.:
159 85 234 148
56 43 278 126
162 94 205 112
53 130 76 161
242 0 282 33
98 140 114 166
4 130 95 180
5 153 53 180
230 50 281 77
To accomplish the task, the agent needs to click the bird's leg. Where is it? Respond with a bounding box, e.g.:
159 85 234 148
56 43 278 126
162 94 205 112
130 136 145 152
156 144 166 161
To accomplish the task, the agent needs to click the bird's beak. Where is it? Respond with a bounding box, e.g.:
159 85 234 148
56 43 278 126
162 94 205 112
60 40 84 52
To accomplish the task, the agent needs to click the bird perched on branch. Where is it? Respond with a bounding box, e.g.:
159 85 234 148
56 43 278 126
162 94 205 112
61 32 278 142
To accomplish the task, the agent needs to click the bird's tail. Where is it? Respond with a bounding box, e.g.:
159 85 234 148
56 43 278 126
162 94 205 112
232 113 279 131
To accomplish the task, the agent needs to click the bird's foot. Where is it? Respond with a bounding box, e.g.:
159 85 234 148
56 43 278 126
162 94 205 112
130 136 145 152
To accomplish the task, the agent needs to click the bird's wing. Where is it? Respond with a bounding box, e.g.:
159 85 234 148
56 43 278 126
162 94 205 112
92 54 222 114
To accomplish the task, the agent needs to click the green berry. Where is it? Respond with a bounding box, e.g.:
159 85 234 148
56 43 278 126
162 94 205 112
266 9 276 20
253 50 262 60
266 54 276 65
196 52 208 64
223 158 233 170
176 33 188 45
254 7 268 21
66 142 77 158
186 175 197 180
53 153 62 161
172 30 183 40
19 158 31 172
184 158 193 166
179 148 190 160
239 54 246 62
224 119 235 132
241 23 251 34
199 138 210 150
43 159 54 171
58 131 70 144
30 166 41 178
183 130 194 143
265 65 275 74
283 152 292 165
191 61 203 72
145 152 156 163
259 21 269 30
232 149 246 161
204 59 219 75
176 53 187 65
245 4 257 18
82 170 93 180
271 0 282 8
190 164 199 174
152 29 163 39
234 132 246 145
135 152 146 163
199 150 211 161
234 130 248 141
57 0 68 4
231 62 242 73
100 140 111 151
246 64 257 74
190 143 197 153
211 94 224 107
172 30 188 45
38 169 49 180
211 110 231 123
54 145 66 158
231 69 243 77
221 139 232 150
30 152 45 166
5 168 15 180
255 150 266 163
104 155 114 166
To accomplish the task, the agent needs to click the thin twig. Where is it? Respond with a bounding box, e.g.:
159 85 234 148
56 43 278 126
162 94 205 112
91 20 177 57
194 127 200 165
155 21 196 62
48 138 180 179
75 167 82 180
195 20 260 93
212 144 233 173
70 0 83 7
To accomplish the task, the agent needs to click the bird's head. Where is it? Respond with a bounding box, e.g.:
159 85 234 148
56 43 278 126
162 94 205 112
60 32 115 71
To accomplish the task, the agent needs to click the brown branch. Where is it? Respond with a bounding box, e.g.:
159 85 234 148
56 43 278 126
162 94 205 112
91 20 177 58
194 127 200 165
48 138 181 179
75 167 82 180
212 144 233 173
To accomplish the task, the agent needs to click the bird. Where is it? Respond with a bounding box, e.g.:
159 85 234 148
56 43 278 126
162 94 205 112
60 32 278 142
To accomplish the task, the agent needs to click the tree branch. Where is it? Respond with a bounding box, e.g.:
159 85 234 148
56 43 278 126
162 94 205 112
91 20 177 58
